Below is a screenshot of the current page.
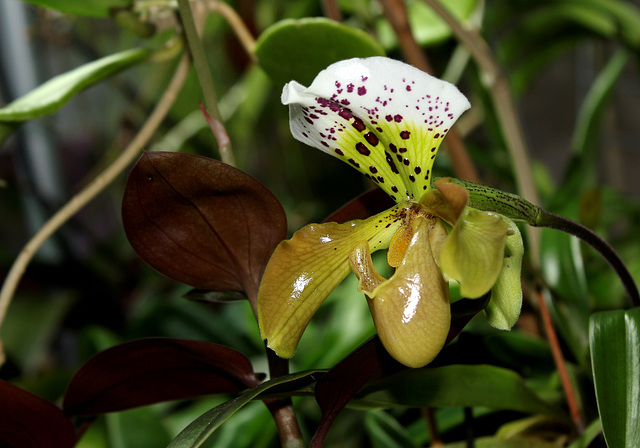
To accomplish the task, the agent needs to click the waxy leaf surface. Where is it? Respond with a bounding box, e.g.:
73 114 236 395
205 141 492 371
63 338 260 416
0 380 76 448
122 152 287 303
589 308 640 448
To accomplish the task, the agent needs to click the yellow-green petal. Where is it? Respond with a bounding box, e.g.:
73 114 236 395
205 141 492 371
484 218 524 330
440 208 510 298
258 204 407 358
350 216 450 368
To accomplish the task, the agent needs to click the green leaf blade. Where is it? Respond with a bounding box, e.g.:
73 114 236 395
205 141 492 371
0 47 150 122
590 308 640 448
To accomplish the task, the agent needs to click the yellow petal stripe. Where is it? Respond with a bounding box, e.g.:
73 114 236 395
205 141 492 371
258 203 409 358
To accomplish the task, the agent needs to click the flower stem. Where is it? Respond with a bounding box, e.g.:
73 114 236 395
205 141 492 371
537 210 640 308
176 0 235 166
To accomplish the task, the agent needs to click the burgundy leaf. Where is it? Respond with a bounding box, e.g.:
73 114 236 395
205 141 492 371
323 187 394 224
0 380 76 448
63 338 261 417
447 293 491 344
122 152 287 303
311 336 400 447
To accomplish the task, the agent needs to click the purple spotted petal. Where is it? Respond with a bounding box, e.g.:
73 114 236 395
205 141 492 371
282 57 470 202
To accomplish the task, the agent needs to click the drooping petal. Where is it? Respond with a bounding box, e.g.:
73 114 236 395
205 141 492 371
258 204 409 358
350 216 451 368
440 208 510 298
484 219 524 330
282 57 470 202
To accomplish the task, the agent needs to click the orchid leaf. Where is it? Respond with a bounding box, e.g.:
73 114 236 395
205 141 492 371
167 370 323 448
63 338 260 416
20 0 131 17
0 47 150 122
0 380 76 448
122 151 287 305
589 308 640 448
356 365 561 416
254 18 385 88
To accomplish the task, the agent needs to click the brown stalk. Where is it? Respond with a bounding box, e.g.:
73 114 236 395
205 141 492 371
537 288 584 433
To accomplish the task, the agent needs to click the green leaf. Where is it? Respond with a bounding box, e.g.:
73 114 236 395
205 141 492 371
440 437 559 448
105 407 172 448
0 47 151 122
20 0 132 18
589 308 640 448
254 18 385 89
167 370 323 448
356 365 561 416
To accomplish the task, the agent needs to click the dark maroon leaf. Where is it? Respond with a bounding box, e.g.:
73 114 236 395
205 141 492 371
63 338 261 417
447 293 491 344
310 336 400 447
0 380 76 448
122 152 287 304
323 187 394 224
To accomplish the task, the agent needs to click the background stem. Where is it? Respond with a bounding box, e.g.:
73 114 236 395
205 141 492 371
177 0 235 166
0 54 191 366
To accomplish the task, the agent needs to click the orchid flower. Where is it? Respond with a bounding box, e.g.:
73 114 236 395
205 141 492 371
257 57 524 368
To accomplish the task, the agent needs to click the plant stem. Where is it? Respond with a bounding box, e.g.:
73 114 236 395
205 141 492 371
265 346 305 448
0 54 192 366
380 0 480 183
206 0 257 58
537 288 585 433
538 210 640 307
422 407 443 446
177 0 235 166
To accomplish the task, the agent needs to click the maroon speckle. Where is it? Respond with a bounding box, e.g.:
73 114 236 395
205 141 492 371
335 81 341 88
352 117 366 132
409 175 415 182
356 142 371 156
340 99 350 105
394 114 403 123
321 141 329 147
304 117 313 125
385 152 399 174
389 143 397 153
364 132 379 146
339 109 353 120
335 148 344 156
309 114 319 119
347 83 354 93
400 130 410 140
302 132 308 138
348 158 360 168
399 147 407 153
362 76 368 81
385 115 393 122
434 133 440 139
396 154 403 163
425 170 430 180
414 166 421 174
376 127 383 132
406 85 412 92
369 166 378 174
430 147 436 152
358 86 367 96
403 158 410 166
377 176 384 183
391 186 399 193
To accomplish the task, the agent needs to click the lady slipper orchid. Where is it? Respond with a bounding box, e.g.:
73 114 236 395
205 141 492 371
257 57 524 368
